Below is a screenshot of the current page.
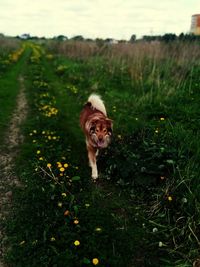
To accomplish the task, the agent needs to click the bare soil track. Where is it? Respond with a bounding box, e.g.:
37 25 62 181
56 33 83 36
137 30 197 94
0 76 27 267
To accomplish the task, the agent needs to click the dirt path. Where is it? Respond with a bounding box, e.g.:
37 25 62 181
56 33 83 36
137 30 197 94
0 76 28 267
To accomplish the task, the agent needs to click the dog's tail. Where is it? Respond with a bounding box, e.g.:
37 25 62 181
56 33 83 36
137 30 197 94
88 94 107 116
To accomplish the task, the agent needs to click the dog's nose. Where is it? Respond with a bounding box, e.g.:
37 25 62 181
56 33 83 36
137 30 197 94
98 136 103 141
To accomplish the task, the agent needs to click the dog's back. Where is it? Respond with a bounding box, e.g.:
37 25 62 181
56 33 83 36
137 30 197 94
80 94 106 131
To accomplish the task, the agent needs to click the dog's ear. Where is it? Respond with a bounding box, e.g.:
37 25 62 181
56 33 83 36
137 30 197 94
106 119 113 135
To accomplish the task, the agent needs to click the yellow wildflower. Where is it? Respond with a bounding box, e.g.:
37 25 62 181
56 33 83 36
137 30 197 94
58 202 62 207
74 219 79 225
60 167 65 172
64 163 69 168
47 163 52 168
74 240 80 246
92 258 99 265
168 196 173 201
61 193 67 198
50 237 56 242
57 162 62 168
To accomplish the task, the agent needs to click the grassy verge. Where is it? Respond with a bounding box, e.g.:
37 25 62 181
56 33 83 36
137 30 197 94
4 42 200 267
0 44 30 143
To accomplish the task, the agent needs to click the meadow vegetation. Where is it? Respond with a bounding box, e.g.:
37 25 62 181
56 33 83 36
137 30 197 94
0 38 200 266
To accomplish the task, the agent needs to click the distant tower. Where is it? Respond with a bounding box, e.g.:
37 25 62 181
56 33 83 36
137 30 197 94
190 14 200 35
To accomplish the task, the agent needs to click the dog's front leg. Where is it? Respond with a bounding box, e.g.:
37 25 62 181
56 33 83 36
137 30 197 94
87 145 98 180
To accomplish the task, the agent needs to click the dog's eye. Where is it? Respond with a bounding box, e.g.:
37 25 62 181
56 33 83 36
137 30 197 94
103 129 107 133
90 126 95 133
95 129 99 133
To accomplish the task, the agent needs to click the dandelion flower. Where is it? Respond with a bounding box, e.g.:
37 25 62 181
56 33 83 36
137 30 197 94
155 129 159 133
95 227 102 232
57 162 62 168
92 258 99 265
160 117 165 121
61 192 67 198
168 196 173 201
159 241 163 247
85 203 90 208
74 219 79 225
37 150 41 154
60 167 65 172
64 163 69 168
58 202 62 207
39 157 44 161
74 240 80 246
47 163 52 168
50 237 56 242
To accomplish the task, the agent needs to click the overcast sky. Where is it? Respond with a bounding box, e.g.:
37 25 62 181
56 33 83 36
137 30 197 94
0 0 199 40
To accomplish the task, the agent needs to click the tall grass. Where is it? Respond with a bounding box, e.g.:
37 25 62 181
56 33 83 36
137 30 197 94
0 36 21 56
47 40 200 104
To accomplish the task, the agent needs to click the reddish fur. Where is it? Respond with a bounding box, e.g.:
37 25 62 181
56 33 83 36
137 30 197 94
80 101 112 179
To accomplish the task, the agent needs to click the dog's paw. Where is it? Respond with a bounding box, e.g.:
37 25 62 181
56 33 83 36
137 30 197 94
92 174 98 180
91 164 98 180
92 171 98 180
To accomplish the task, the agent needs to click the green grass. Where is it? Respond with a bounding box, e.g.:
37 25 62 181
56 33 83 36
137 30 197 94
0 46 31 143
2 41 200 267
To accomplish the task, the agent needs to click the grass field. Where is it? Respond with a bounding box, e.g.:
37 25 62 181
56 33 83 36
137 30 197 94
0 38 200 267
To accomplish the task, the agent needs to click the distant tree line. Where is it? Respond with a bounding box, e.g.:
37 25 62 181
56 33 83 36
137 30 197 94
53 33 200 43
136 33 200 42
1 32 200 43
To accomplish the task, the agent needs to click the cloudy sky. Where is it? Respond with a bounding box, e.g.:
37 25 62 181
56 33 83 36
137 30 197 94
0 0 199 40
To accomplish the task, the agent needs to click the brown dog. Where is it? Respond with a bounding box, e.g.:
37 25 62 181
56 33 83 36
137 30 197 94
80 94 113 180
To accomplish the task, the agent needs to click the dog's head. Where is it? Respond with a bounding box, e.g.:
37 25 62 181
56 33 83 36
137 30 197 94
89 118 113 148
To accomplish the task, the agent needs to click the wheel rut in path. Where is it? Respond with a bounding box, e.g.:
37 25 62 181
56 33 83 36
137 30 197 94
0 76 28 267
